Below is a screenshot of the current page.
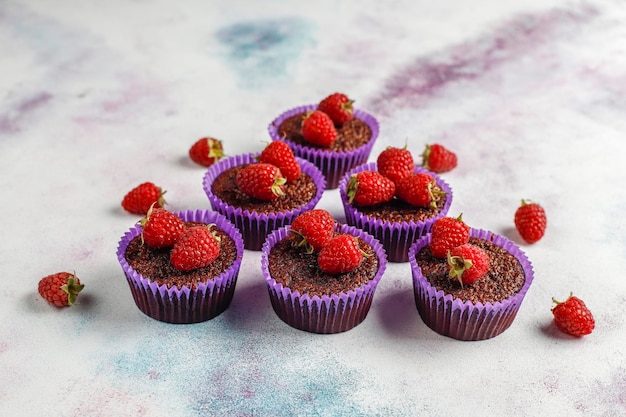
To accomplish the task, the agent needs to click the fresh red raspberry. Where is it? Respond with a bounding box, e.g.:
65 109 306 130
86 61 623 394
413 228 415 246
170 225 221 271
346 170 396 207
514 200 547 244
317 93 354 125
301 110 338 147
121 182 165 215
429 215 470 258
395 172 444 208
377 145 415 184
290 209 336 253
236 163 286 201
421 143 457 173
258 141 301 182
551 293 595 337
189 137 224 167
317 234 364 275
140 207 186 248
447 243 490 286
38 272 85 307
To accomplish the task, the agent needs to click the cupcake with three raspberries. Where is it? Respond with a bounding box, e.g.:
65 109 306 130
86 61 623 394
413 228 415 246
261 209 387 334
202 141 326 250
117 208 244 324
338 146 452 262
268 93 379 189
408 215 534 341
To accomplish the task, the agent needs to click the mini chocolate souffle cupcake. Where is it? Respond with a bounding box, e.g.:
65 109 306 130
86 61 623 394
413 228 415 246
261 223 387 334
117 209 244 324
408 228 534 341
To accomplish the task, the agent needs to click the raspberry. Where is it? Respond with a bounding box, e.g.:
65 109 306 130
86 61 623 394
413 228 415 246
170 225 221 271
551 293 595 337
429 215 470 259
447 243 490 286
514 200 547 244
377 145 415 184
121 182 165 215
258 141 301 182
395 172 444 208
346 170 396 207
38 272 84 307
140 207 186 248
301 110 338 147
421 143 457 173
290 209 335 253
236 163 286 201
317 234 363 275
317 93 354 125
189 137 224 167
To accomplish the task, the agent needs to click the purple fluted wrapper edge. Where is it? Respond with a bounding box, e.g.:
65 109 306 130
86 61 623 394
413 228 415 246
267 104 380 189
260 223 388 334
408 228 534 341
202 153 326 251
339 162 453 263
116 210 244 324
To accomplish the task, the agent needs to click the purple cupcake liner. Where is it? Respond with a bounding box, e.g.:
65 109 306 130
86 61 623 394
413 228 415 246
268 104 380 189
408 228 534 341
261 223 388 334
116 210 244 324
339 162 453 263
202 153 326 251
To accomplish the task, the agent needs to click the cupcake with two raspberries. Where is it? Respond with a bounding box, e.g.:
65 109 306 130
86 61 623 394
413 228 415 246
408 215 534 341
268 93 380 189
117 207 244 324
261 209 387 334
202 141 326 250
339 145 453 262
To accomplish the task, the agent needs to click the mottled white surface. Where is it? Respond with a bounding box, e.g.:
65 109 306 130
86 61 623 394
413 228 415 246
1 0 625 416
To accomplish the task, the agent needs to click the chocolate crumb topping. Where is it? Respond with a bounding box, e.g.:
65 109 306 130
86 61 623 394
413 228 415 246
211 164 317 213
414 237 525 304
124 222 237 289
275 112 372 152
268 234 379 297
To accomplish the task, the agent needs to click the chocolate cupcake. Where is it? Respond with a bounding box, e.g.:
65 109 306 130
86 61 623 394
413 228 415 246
339 162 452 263
408 228 534 341
202 153 326 251
261 223 387 334
268 104 379 189
116 210 244 324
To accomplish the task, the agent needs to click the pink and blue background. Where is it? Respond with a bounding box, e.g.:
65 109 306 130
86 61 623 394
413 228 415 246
1 0 625 415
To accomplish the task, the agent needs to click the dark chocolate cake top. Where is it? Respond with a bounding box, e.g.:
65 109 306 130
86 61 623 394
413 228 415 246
268 233 379 297
124 222 237 289
210 164 317 213
414 237 526 304
275 112 372 152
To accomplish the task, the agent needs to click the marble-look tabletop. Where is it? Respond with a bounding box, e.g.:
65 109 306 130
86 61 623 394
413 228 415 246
1 0 625 416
